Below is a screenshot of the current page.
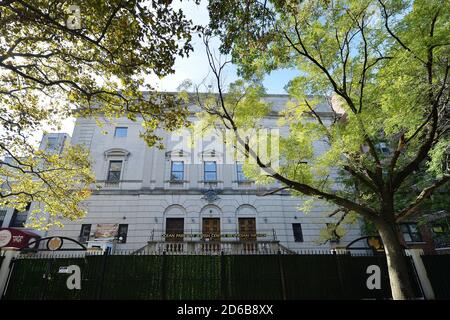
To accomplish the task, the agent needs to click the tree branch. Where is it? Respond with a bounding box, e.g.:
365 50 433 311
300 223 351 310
395 174 450 222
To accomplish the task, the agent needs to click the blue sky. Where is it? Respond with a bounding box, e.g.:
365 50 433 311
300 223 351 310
58 1 298 136
150 1 298 94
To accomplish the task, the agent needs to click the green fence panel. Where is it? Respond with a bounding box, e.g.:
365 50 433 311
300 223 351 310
281 254 343 299
164 255 221 300
336 255 392 299
225 255 282 300
43 255 103 300
100 255 164 300
4 256 104 300
421 254 450 299
2 252 426 300
4 258 49 300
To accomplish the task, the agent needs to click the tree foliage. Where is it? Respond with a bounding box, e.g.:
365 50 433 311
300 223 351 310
0 0 199 229
205 0 450 299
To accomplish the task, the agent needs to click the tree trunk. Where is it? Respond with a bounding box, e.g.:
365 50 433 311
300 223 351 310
376 220 415 300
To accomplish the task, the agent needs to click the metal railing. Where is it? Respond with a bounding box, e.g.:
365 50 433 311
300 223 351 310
142 240 283 255
147 228 278 242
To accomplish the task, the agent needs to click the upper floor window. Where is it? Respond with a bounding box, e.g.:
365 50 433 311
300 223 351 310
376 142 390 155
204 161 217 181
79 224 91 243
46 137 58 150
400 223 422 242
431 218 450 236
170 161 184 181
0 209 7 227
107 160 122 182
118 224 128 243
292 223 304 242
114 127 128 137
236 162 247 182
9 203 31 228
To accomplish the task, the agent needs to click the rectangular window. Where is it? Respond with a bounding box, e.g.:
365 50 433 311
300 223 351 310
170 161 184 181
0 209 7 227
204 161 217 181
118 224 128 243
107 160 122 182
376 142 390 155
9 203 31 228
46 137 58 150
79 224 91 243
292 223 303 242
236 162 247 182
431 218 450 236
400 223 422 242
114 127 128 137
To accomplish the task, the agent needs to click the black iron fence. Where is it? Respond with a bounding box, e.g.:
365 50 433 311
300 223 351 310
1 250 425 300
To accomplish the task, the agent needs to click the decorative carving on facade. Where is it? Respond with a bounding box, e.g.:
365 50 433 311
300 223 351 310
202 188 220 203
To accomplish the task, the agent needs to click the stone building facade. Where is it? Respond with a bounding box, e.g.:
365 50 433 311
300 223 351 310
2 95 367 253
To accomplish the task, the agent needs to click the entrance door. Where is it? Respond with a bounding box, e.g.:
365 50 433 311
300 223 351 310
202 218 221 241
202 218 220 252
238 218 256 241
239 218 257 252
165 218 184 242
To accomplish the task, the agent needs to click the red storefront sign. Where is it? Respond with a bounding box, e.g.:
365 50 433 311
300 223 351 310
0 228 40 249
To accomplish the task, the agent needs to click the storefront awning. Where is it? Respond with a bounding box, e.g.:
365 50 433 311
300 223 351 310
0 228 41 249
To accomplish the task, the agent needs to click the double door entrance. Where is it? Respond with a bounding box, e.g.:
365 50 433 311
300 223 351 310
165 218 184 242
238 218 257 241
202 218 221 241
164 218 222 241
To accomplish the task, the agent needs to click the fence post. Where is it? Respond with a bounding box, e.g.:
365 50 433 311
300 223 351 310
405 249 435 300
0 249 19 299
160 251 167 300
277 250 287 300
